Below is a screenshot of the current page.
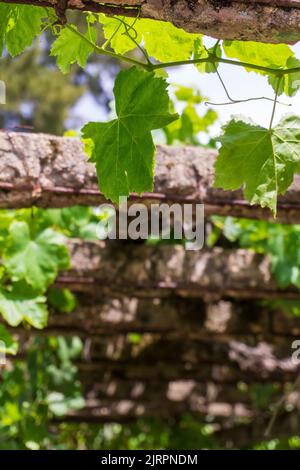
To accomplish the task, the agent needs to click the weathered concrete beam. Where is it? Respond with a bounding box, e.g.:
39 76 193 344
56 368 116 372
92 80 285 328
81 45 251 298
2 0 300 43
1 132 300 223
53 240 300 300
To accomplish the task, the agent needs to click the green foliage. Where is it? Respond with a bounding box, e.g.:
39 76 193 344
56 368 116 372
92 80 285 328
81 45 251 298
0 4 46 56
264 299 300 316
99 14 142 55
4 221 69 292
214 116 300 214
163 85 217 146
1 6 300 210
1 5 300 450
51 416 216 450
2 6 296 211
0 337 84 449
99 15 201 61
255 436 300 450
194 41 222 74
82 67 177 202
0 284 47 329
136 19 201 62
0 205 102 342
51 12 300 211
210 216 300 289
51 24 97 73
41 206 100 240
223 40 300 96
0 324 18 355
48 288 77 314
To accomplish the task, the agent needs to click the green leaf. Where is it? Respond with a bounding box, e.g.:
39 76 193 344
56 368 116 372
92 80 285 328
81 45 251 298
164 105 217 145
42 206 93 235
194 40 221 74
0 324 18 355
174 85 202 103
82 67 178 203
222 40 300 96
0 284 48 329
268 57 300 97
4 221 70 291
6 5 46 57
223 40 293 71
0 5 46 57
51 25 96 73
138 19 201 62
0 5 11 55
48 288 77 314
99 15 201 61
99 14 142 55
214 115 300 214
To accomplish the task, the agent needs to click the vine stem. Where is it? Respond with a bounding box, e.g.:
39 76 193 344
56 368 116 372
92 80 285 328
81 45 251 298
151 57 299 75
269 76 282 130
65 24 147 69
66 24 300 76
206 63 288 106
116 17 152 65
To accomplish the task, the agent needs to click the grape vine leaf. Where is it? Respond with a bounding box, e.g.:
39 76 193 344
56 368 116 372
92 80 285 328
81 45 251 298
0 324 18 355
82 67 178 203
222 41 300 96
48 287 77 314
268 56 300 97
99 14 142 55
163 85 217 145
138 19 201 62
4 221 70 292
51 25 97 73
99 15 201 61
223 41 293 71
214 115 300 214
0 4 46 57
194 40 221 74
0 284 48 329
0 5 11 55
